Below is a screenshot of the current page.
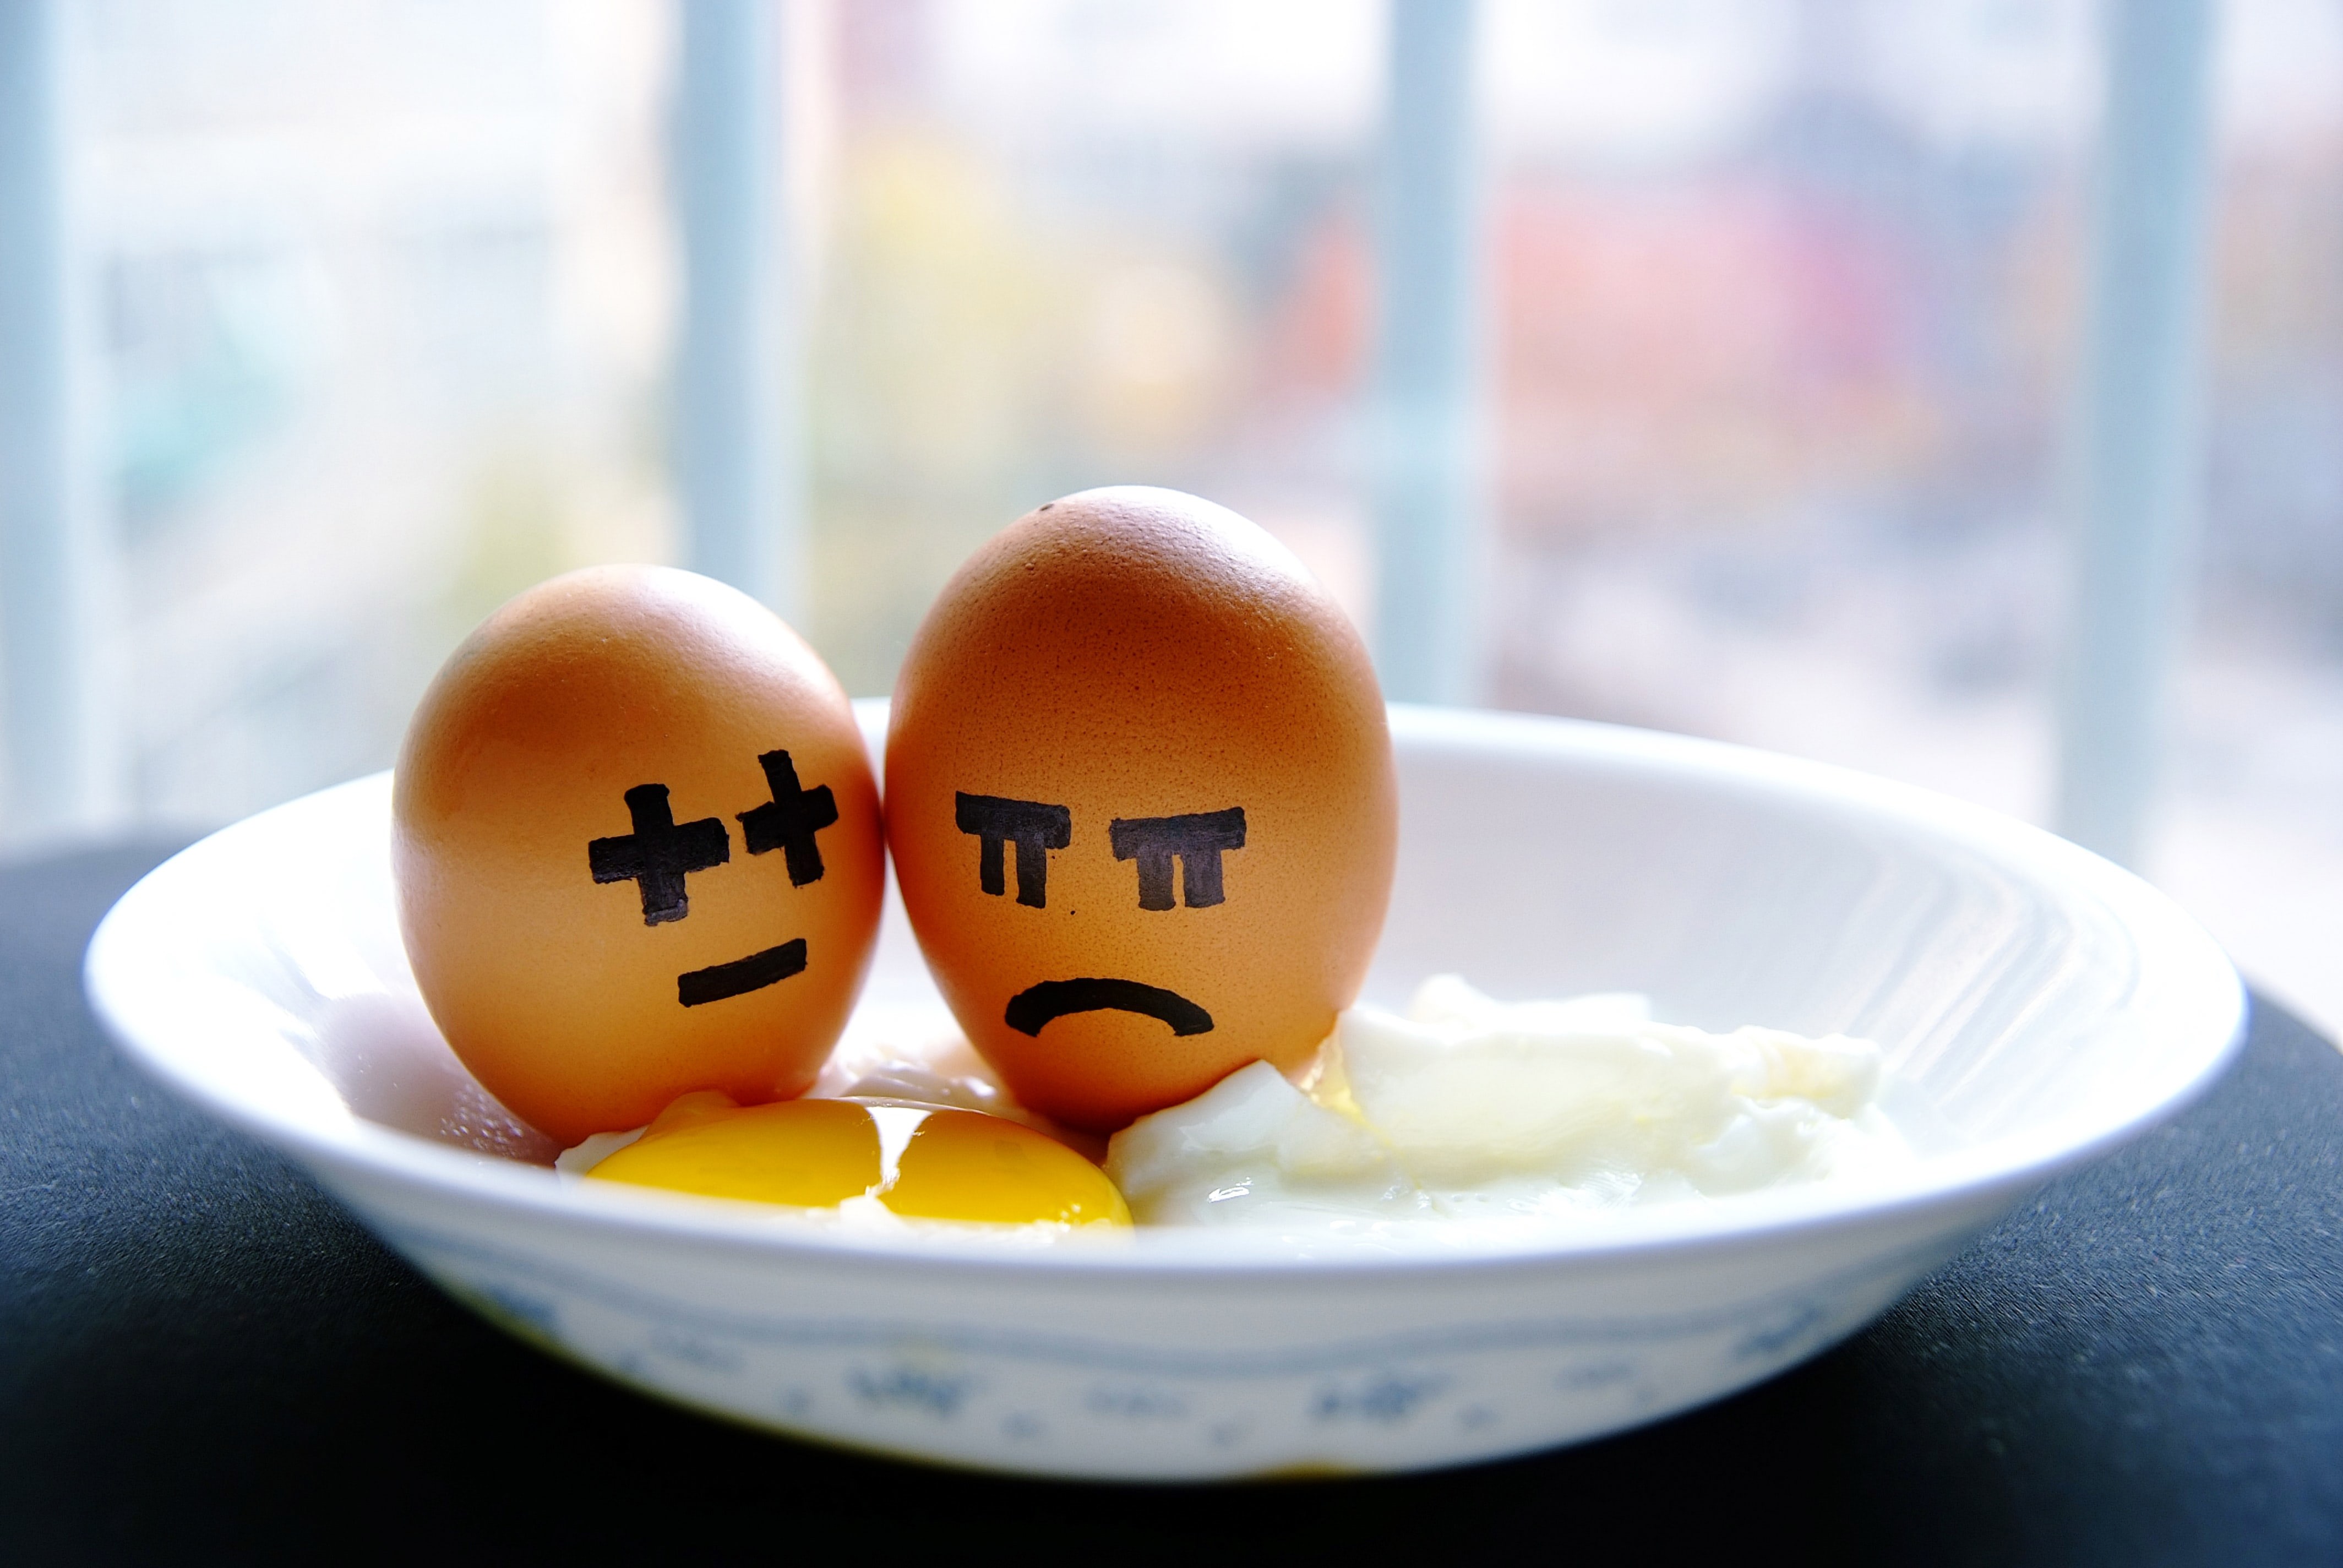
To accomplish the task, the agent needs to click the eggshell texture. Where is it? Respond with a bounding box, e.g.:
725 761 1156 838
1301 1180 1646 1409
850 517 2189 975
393 566 883 1145
886 487 1397 1131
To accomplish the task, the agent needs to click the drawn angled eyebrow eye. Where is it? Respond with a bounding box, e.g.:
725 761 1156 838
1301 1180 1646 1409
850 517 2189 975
955 792 1072 908
1108 808 1246 910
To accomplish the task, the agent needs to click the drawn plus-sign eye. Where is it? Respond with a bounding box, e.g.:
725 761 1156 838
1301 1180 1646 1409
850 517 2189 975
586 783 730 925
955 792 1071 908
737 749 838 886
1109 808 1246 910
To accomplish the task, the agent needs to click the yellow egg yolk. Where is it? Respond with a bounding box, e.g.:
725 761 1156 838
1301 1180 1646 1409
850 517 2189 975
585 1090 1131 1228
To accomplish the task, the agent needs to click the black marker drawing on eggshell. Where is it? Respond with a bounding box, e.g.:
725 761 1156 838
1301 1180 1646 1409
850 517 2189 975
588 783 730 925
955 792 1071 908
1004 978 1213 1037
678 938 808 1006
738 748 837 886
1109 808 1246 909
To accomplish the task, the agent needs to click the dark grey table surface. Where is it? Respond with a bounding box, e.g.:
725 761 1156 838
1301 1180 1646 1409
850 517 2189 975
4 842 2341 1565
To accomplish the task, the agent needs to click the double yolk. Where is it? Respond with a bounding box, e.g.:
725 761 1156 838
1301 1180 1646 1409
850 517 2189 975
586 1090 1131 1228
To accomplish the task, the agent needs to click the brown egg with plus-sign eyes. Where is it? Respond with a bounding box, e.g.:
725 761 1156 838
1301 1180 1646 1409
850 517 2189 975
393 565 884 1146
886 487 1398 1131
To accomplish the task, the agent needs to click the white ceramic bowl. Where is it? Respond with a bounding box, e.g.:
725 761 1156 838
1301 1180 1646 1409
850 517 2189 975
85 704 2243 1480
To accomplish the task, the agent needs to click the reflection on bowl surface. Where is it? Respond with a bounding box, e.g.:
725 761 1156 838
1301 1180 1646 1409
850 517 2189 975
86 703 2242 1479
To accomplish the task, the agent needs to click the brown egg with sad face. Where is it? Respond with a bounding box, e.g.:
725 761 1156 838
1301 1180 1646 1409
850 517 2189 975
886 488 1397 1131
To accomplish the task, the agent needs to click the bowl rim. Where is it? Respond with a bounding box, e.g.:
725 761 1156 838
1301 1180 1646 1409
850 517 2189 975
84 704 2248 1280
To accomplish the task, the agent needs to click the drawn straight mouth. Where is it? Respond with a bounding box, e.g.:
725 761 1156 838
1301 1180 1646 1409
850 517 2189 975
677 938 807 1007
1004 979 1214 1037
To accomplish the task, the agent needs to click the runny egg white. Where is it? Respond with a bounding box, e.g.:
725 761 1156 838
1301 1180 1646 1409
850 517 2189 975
557 976 1942 1240
1103 976 1936 1230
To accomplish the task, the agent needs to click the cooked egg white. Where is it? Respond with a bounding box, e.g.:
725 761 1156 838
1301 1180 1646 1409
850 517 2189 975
556 976 1936 1238
1104 976 1928 1228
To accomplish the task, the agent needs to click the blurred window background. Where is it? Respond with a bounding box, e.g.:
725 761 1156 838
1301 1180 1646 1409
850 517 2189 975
6 0 2342 1033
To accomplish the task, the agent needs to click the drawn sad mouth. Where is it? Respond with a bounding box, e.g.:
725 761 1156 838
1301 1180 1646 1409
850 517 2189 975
1004 979 1214 1037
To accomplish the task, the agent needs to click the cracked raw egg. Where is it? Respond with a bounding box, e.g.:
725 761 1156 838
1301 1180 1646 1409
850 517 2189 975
586 1090 1131 1227
886 487 1398 1131
393 565 884 1146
